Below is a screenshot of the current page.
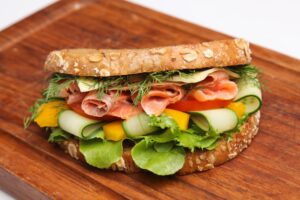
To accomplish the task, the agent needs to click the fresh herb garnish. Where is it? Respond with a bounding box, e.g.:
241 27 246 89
91 69 197 105
23 98 47 128
227 64 260 88
24 73 74 128
43 73 76 100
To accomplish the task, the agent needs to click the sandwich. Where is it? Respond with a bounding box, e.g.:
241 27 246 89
25 38 262 175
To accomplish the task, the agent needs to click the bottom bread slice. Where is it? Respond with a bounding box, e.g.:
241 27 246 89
58 112 260 175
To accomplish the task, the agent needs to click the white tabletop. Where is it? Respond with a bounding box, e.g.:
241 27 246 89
0 0 299 199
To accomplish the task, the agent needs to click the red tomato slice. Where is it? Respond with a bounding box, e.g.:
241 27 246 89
68 103 119 121
167 99 231 112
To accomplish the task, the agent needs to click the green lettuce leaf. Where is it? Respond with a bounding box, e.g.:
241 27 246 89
177 132 219 152
48 128 71 143
153 142 174 152
205 140 219 150
149 114 180 135
132 140 185 175
79 139 122 169
145 114 220 152
144 129 176 144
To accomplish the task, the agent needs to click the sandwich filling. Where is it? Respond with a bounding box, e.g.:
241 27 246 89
25 65 262 175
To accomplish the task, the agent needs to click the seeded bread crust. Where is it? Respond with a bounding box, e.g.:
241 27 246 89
58 112 260 175
45 38 251 77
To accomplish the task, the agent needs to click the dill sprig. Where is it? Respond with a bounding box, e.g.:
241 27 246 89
132 70 196 104
24 69 199 128
96 76 126 99
227 64 260 88
43 73 76 100
23 98 47 128
92 69 196 105
24 73 75 128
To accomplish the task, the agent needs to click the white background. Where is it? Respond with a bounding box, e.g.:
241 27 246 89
0 0 299 199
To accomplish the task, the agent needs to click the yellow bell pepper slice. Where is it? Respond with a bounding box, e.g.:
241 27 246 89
163 108 190 130
227 102 246 118
103 121 126 141
34 101 68 127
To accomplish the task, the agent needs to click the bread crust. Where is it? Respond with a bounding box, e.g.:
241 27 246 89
45 39 251 77
58 112 260 175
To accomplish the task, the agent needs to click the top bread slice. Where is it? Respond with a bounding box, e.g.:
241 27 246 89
44 38 251 77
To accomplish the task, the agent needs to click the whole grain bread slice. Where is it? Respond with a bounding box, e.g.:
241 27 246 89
45 38 251 77
58 112 260 175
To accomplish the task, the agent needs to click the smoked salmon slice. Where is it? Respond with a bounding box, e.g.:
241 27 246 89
81 91 140 119
60 83 86 104
61 71 237 119
141 83 185 116
190 71 238 102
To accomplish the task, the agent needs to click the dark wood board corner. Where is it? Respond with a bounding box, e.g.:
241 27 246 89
0 0 299 199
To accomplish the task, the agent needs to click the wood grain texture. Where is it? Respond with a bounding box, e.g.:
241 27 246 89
0 0 299 199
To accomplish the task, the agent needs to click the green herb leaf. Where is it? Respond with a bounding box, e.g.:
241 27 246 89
43 73 75 100
227 64 260 88
23 98 48 128
79 139 123 169
88 69 198 105
131 140 185 175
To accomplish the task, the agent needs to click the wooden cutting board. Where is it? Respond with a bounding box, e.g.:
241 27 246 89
0 0 299 199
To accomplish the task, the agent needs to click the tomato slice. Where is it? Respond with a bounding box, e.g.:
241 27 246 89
167 99 232 112
68 103 119 121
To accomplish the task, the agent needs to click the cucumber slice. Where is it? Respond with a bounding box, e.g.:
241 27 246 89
168 68 239 83
83 128 104 140
234 80 262 114
58 110 102 138
122 113 158 138
190 108 238 134
191 115 209 131
82 123 104 138
77 78 100 92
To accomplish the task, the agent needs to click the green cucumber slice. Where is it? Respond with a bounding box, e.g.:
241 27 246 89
234 80 262 114
190 108 238 134
82 124 104 138
58 110 102 138
168 68 239 83
77 78 100 92
122 113 158 138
